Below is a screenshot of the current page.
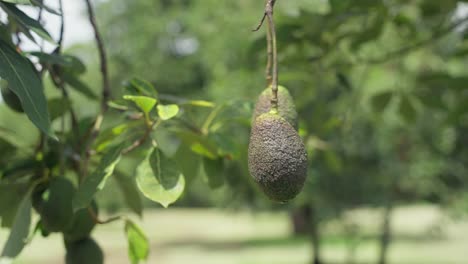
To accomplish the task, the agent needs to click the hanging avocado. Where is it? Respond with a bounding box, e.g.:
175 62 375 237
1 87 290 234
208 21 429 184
248 112 307 202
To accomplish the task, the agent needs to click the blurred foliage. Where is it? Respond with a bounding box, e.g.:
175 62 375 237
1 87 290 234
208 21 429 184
2 0 468 263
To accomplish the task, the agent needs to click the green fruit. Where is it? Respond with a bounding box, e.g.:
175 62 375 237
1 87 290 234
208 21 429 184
0 80 23 113
252 85 298 129
64 201 98 243
33 177 75 232
248 113 307 202
65 237 104 264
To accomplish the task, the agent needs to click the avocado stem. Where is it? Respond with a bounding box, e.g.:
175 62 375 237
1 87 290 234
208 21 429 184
265 0 278 111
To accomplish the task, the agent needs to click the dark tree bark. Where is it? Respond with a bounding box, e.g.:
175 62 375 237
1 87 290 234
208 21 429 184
310 208 322 264
291 204 323 264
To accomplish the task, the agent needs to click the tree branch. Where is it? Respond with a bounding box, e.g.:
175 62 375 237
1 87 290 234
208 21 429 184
57 0 65 48
84 0 110 110
354 16 468 66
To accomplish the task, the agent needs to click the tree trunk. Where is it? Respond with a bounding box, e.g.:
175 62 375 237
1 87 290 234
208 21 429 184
290 205 323 264
309 205 322 264
378 202 393 264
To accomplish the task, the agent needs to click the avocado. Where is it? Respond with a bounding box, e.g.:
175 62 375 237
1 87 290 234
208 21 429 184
33 177 75 232
248 112 307 201
252 85 298 129
64 201 98 243
65 237 104 264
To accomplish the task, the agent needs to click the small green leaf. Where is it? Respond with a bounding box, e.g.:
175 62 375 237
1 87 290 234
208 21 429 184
186 100 215 108
0 2 54 43
73 143 124 212
136 148 185 208
129 78 157 97
0 40 53 137
124 220 149 264
107 100 129 111
157 104 179 120
123 95 157 114
175 131 218 159
115 172 143 216
202 157 225 189
371 91 393 113
0 188 31 262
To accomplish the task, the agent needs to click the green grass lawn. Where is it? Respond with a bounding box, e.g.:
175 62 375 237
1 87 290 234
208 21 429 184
1 205 467 264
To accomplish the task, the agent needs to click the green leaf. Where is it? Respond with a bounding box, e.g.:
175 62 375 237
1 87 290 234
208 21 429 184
114 172 143 216
28 51 72 67
47 97 70 122
0 0 31 5
129 78 157 97
202 157 225 189
29 0 61 15
399 95 417 123
0 2 54 43
0 188 31 263
174 146 201 181
73 143 124 212
124 220 149 264
371 91 393 113
0 40 53 137
186 100 215 108
153 128 181 157
136 147 185 208
62 72 98 100
0 183 29 228
175 130 218 159
420 72 468 90
123 95 157 114
157 104 179 120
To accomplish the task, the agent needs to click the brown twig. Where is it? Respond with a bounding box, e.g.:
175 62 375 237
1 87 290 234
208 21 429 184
84 0 110 110
253 0 279 109
57 0 65 48
88 206 122 225
266 7 278 110
121 119 159 155
264 0 273 86
81 0 112 178
324 16 468 70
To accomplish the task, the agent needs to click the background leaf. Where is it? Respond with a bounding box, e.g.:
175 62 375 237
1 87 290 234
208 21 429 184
114 172 143 216
73 143 124 212
202 157 225 189
0 188 31 263
124 220 149 264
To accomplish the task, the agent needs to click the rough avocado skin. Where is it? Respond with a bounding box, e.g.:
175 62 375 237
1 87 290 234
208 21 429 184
248 113 307 201
64 201 98 243
252 86 298 129
65 237 104 264
33 177 75 232
0 81 23 113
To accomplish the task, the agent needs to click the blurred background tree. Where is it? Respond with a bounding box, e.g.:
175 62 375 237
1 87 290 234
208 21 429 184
2 0 468 264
